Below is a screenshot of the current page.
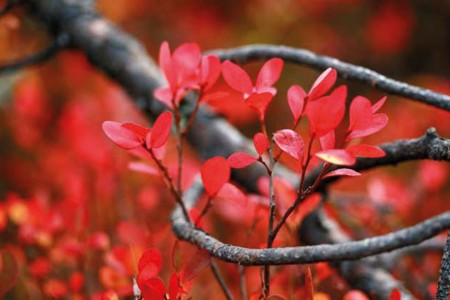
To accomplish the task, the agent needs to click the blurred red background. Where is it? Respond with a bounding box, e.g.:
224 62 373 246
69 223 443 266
0 0 449 298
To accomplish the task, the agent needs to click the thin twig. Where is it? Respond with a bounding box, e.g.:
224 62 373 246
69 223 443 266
263 123 275 297
207 44 450 111
238 265 248 300
0 33 70 73
269 164 329 242
210 260 234 300
148 149 191 223
195 196 213 227
436 231 450 300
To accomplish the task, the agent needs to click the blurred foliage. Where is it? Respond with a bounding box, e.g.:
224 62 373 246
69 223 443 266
0 0 449 299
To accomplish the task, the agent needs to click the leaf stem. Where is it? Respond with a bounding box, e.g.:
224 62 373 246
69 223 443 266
195 196 213 227
261 122 275 298
269 163 329 241
182 88 203 136
211 260 234 300
148 149 191 223
238 265 248 300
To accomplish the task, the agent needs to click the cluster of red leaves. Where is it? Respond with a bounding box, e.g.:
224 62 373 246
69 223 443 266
217 60 387 182
136 246 211 300
1 38 447 300
101 42 391 299
102 111 173 176
154 42 222 108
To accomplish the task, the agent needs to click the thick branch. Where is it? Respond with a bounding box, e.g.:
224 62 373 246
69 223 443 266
171 210 450 267
437 231 450 300
207 44 450 111
0 33 69 73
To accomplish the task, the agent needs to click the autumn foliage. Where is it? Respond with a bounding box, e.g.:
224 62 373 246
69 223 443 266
0 1 449 300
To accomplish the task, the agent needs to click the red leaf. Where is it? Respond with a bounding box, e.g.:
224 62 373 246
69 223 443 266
138 248 163 273
122 122 151 137
319 131 335 151
201 55 221 90
228 152 257 168
246 92 273 121
255 58 284 92
316 149 356 166
306 85 347 137
371 96 387 113
180 250 211 282
201 157 230 196
154 87 173 108
159 41 175 88
346 144 385 158
253 132 269 156
305 266 314 300
308 68 337 100
102 121 143 150
348 96 388 140
389 289 402 300
138 277 166 300
128 162 159 175
273 129 305 160
216 183 248 207
287 85 306 123
168 273 180 300
222 60 253 94
148 111 173 148
172 43 202 83
138 263 160 283
323 168 361 179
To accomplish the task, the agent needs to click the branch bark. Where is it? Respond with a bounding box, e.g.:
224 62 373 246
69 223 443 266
172 207 450 267
437 231 450 300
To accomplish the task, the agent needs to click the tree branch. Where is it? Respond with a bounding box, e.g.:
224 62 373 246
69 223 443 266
0 33 70 73
206 44 450 111
437 231 450 300
172 208 450 267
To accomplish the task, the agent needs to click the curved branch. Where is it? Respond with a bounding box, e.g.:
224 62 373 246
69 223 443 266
171 211 450 266
206 44 450 111
0 33 70 73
